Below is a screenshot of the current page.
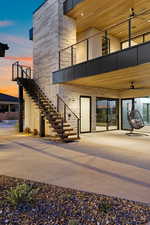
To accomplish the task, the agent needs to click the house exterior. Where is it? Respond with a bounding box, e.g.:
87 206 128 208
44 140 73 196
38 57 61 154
0 93 19 121
13 0 150 140
0 43 9 57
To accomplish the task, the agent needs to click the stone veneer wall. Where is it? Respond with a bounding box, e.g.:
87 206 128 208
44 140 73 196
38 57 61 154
33 0 59 105
33 0 76 105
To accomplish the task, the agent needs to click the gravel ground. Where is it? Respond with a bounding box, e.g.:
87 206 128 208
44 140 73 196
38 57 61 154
0 175 150 225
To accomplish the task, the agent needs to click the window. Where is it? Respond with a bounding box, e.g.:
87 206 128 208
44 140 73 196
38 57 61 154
0 104 9 113
143 103 150 124
10 104 18 112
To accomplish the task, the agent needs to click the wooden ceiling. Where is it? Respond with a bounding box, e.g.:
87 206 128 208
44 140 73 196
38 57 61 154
65 63 150 90
67 0 150 39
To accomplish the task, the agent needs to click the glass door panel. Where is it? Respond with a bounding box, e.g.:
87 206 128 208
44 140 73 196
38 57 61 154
96 99 107 131
122 99 133 130
134 97 150 126
80 96 91 133
96 98 119 131
108 100 118 130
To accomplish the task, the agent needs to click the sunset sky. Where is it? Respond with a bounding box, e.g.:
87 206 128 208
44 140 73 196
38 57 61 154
0 0 44 96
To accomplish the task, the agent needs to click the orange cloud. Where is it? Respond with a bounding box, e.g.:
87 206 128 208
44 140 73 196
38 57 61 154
5 56 33 62
0 86 18 97
0 57 33 97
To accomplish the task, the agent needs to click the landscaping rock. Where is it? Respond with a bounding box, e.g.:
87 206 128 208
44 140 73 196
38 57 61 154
0 175 150 225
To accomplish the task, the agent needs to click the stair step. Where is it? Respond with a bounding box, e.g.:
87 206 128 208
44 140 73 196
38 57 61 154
42 102 49 105
63 137 80 142
64 132 77 137
63 124 70 127
40 108 54 113
51 119 62 123
57 122 70 126
54 121 69 126
57 128 73 134
63 128 73 132
54 124 71 129
40 99 51 102
51 116 62 120
13 67 80 143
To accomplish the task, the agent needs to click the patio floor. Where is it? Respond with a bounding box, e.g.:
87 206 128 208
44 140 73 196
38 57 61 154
0 127 150 204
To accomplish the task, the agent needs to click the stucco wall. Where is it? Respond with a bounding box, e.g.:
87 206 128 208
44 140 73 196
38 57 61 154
59 84 120 131
24 91 55 135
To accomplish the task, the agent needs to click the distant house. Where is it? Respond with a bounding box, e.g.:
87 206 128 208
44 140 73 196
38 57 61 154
0 93 19 121
0 42 9 57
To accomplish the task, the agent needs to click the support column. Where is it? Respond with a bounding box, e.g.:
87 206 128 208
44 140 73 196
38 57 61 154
128 18 132 48
39 114 45 137
19 85 24 132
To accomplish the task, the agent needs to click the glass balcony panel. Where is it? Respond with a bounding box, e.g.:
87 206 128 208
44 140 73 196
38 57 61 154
75 40 88 64
144 33 150 42
131 36 143 46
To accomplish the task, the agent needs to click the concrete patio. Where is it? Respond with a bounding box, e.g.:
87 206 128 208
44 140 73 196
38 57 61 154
0 126 150 204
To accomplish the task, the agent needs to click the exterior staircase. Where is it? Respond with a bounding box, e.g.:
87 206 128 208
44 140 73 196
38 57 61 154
12 62 80 142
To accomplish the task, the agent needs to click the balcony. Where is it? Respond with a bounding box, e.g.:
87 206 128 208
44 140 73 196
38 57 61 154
53 9 150 88
53 41 150 85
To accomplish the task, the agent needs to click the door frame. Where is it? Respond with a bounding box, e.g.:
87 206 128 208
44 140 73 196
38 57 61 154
121 98 134 130
80 96 92 133
96 97 119 132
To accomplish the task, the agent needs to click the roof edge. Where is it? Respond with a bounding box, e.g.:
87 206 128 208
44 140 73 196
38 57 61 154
33 0 48 14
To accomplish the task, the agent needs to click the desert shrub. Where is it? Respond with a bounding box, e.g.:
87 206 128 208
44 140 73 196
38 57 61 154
68 219 79 225
98 200 112 214
24 127 31 134
6 183 38 207
33 129 38 136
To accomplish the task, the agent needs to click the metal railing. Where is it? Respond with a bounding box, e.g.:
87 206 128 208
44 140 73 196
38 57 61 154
59 9 150 70
12 62 80 140
12 61 32 81
57 94 80 139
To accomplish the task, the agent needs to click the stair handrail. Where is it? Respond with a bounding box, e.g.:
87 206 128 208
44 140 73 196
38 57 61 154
57 94 80 139
57 95 79 119
12 62 80 139
12 61 32 80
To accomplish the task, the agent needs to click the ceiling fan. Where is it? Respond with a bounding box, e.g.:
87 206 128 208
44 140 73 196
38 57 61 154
129 8 150 23
126 81 150 90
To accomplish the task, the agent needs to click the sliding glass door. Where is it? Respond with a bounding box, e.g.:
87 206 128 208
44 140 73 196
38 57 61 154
122 97 150 131
108 99 119 130
122 99 133 130
134 97 150 126
96 98 119 131
96 99 107 131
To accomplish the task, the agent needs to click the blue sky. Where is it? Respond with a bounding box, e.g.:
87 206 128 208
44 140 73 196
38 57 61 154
0 0 45 95
0 0 44 38
0 0 44 57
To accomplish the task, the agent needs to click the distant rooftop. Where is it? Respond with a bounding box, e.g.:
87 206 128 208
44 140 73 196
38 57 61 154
0 93 18 102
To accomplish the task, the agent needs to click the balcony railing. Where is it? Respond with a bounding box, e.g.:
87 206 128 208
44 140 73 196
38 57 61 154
59 9 150 70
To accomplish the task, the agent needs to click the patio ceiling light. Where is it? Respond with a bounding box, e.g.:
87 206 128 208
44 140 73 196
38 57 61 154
80 12 84 17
